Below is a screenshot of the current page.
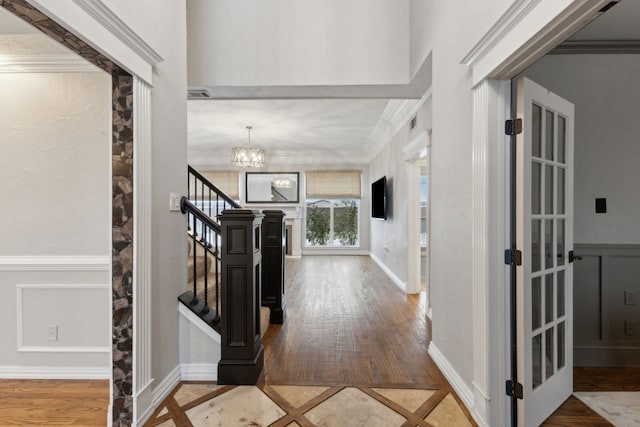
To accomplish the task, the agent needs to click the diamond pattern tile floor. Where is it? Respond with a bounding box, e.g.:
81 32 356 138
144 382 476 427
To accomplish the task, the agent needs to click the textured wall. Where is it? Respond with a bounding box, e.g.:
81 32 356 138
0 72 110 255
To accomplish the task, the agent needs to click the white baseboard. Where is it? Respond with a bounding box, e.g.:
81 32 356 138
181 363 218 381
428 342 487 426
302 249 370 256
134 380 155 427
0 365 110 379
138 364 181 426
369 252 406 292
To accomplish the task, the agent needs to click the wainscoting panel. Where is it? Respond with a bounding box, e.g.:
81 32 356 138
574 244 640 367
0 255 110 378
17 284 110 352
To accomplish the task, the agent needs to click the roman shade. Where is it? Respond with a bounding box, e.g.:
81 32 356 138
191 170 240 200
305 170 361 199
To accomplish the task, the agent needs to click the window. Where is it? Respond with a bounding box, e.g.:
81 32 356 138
305 170 361 247
306 199 359 247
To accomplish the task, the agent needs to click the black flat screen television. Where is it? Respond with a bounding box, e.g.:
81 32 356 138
371 176 387 220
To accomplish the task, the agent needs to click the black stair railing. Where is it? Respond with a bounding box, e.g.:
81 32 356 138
179 197 223 330
188 165 241 224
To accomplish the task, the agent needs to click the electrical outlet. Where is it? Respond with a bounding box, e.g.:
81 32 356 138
169 192 181 211
625 321 636 336
625 290 636 305
47 324 58 341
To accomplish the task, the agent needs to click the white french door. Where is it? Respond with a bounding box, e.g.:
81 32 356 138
516 77 574 426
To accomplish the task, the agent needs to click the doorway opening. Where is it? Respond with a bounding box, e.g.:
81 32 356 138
511 1 640 423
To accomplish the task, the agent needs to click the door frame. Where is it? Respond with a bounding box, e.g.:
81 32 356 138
462 1 610 425
405 130 431 302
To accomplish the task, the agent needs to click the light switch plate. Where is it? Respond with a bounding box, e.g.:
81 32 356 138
169 192 181 211
47 324 58 341
625 290 635 305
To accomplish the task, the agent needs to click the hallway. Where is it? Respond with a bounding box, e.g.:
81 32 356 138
146 255 475 426
263 256 444 387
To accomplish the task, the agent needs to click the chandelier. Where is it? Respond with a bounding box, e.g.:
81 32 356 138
272 177 293 189
231 125 266 168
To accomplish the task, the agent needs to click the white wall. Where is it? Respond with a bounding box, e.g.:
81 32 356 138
406 0 517 402
369 100 431 288
187 0 410 87
522 54 640 244
0 71 111 376
0 72 111 256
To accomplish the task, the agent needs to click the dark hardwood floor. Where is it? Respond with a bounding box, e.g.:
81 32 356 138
263 255 448 388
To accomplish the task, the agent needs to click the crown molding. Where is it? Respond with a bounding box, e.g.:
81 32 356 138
0 54 100 73
461 0 543 67
72 0 163 66
550 40 640 55
366 87 432 162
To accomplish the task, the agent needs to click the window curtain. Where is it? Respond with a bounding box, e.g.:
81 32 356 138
305 170 361 199
191 170 240 200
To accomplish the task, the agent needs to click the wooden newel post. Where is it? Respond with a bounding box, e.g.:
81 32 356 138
218 209 264 384
261 210 286 324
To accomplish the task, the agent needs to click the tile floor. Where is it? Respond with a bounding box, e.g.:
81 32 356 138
574 391 640 426
145 382 475 427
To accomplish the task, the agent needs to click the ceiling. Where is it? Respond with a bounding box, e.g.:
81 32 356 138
188 98 395 167
2 1 639 168
569 0 640 40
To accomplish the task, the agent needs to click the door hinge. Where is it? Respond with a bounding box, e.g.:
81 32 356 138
505 118 523 136
506 380 523 399
504 249 522 266
568 250 582 263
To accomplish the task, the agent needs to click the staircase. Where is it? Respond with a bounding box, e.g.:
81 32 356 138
179 165 284 384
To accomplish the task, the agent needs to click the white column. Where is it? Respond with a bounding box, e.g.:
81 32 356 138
471 79 511 427
132 76 154 422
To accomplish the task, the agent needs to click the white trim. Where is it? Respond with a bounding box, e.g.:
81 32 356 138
301 249 369 256
367 88 433 162
26 0 154 83
0 54 101 73
0 255 110 271
178 303 222 344
180 364 218 381
16 284 110 353
462 0 609 86
471 79 512 427
403 130 430 161
17 346 110 353
404 131 430 295
428 342 487 427
134 380 155 427
369 252 406 292
461 0 542 67
132 77 154 425
135 365 181 426
72 0 163 66
0 365 110 379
